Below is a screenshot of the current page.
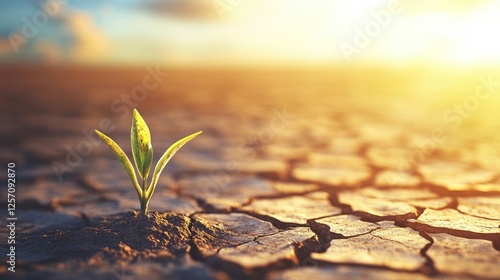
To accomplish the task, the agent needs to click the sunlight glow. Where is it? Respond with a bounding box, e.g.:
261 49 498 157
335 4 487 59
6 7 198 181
2 0 500 67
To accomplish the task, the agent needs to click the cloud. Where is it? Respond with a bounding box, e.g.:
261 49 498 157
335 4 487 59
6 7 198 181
0 37 15 55
0 1 110 63
64 12 110 62
140 0 218 20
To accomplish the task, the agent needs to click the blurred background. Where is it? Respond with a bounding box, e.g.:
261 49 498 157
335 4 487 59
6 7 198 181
2 3 500 278
2 0 500 67
1 0 500 181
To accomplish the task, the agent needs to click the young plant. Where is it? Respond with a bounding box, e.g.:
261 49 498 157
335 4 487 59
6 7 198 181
95 109 201 215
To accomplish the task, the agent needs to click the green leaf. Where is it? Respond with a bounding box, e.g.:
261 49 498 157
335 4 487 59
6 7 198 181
95 130 142 198
146 131 202 199
131 109 153 180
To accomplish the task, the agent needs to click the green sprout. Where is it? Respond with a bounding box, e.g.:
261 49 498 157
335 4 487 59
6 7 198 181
95 109 201 215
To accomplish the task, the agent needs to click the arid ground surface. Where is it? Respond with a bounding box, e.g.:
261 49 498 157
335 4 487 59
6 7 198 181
0 66 499 279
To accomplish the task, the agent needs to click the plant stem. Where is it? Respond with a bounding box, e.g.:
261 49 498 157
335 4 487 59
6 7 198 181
141 178 148 215
140 200 149 215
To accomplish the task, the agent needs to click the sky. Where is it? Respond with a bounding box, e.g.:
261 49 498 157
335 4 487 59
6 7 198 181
1 0 500 67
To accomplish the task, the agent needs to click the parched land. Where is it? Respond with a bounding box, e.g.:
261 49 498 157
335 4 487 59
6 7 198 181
0 66 499 279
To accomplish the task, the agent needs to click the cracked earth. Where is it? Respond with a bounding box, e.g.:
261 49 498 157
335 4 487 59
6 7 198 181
1 67 499 279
